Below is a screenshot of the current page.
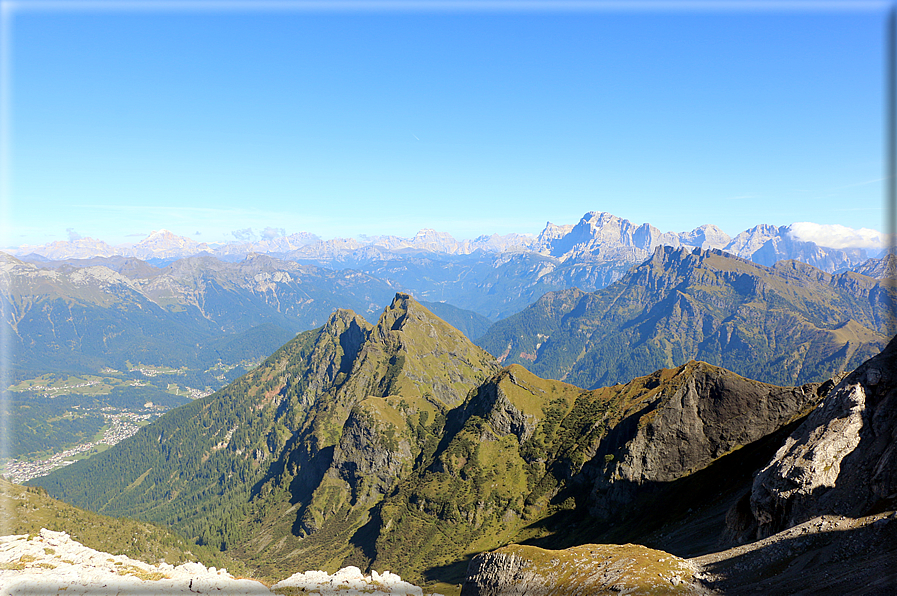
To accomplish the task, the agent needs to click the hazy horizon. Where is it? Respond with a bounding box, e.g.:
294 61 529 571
2 1 890 248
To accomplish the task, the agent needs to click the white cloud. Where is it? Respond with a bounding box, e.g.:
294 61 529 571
231 228 256 242
787 222 883 250
261 226 285 240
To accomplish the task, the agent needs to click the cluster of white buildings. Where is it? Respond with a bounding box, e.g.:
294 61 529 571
22 379 102 398
2 410 162 484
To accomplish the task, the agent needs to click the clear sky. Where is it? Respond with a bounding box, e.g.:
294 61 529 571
1 1 890 249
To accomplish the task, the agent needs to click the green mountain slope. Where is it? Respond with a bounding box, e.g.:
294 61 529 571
360 361 823 584
0 478 246 574
1 251 396 376
478 246 894 388
30 300 826 590
31 293 499 582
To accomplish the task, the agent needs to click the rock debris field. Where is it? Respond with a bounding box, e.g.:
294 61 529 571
0 529 432 595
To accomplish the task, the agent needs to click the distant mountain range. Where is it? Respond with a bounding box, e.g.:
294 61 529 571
0 251 397 376
31 295 897 592
15 211 879 272
478 246 895 388
3 239 891 384
9 212 885 324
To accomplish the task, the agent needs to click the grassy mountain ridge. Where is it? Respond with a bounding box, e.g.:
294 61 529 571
31 293 499 582
30 292 833 590
478 246 894 388
361 360 823 585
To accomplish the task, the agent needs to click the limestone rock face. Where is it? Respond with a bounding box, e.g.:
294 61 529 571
0 529 271 595
273 566 425 594
678 224 731 250
750 231 868 272
750 335 897 536
0 528 431 595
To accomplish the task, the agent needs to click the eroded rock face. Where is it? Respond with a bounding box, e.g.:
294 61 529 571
584 363 824 519
451 368 539 443
750 336 897 537
333 402 415 507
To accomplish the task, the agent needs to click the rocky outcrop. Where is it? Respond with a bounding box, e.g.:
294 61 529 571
273 566 425 594
451 366 541 443
333 401 416 506
0 529 432 595
0 529 271 595
696 512 897 595
853 252 897 279
461 543 706 596
584 362 825 519
749 335 897 537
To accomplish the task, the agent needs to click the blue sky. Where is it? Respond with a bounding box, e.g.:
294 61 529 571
1 1 890 248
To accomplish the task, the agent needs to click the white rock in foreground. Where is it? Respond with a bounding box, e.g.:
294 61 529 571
0 528 270 595
273 565 428 595
0 528 436 595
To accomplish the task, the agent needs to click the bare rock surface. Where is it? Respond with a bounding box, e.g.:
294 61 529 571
0 528 270 594
693 512 897 595
461 543 711 595
583 362 824 520
0 529 431 595
273 566 427 594
749 335 897 537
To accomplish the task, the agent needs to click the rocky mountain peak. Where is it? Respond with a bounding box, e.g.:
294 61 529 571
583 360 825 519
853 252 897 279
322 307 370 336
678 223 732 250
535 221 575 247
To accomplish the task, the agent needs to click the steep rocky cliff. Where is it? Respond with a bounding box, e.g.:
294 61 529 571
748 335 897 537
582 362 824 520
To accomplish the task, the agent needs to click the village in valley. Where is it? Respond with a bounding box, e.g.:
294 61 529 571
1 365 220 484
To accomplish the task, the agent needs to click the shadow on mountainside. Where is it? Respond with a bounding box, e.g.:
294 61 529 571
423 554 474 589
693 514 897 595
517 415 808 559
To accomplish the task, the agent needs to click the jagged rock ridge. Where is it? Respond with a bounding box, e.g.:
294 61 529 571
478 246 894 388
